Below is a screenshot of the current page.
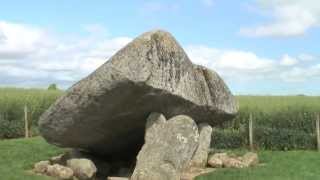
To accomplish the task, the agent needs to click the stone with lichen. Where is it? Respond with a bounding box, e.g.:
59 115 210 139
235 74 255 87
131 113 199 180
39 30 238 159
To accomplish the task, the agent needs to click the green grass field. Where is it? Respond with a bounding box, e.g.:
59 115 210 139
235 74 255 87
0 137 63 180
236 95 320 112
1 137 320 180
197 150 320 180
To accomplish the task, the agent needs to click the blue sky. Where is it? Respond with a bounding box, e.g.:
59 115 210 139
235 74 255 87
0 0 319 95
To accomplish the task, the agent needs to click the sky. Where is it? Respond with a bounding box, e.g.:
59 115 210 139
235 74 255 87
0 0 320 95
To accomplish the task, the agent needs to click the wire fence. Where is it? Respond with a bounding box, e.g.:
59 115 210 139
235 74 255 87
212 113 320 151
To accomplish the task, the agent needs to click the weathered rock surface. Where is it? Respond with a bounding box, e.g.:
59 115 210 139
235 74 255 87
207 153 227 168
46 164 74 179
39 29 237 157
181 168 215 180
131 113 199 180
107 177 129 180
223 157 246 168
49 154 64 165
208 152 259 169
241 152 259 167
52 149 115 178
66 158 97 179
188 123 212 168
34 160 50 174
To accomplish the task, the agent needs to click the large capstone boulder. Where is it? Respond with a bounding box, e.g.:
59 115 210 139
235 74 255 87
39 30 238 158
131 113 199 180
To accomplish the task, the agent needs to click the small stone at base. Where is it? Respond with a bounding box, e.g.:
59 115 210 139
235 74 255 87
107 177 129 180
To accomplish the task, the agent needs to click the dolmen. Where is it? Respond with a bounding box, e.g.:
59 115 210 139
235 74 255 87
38 30 238 180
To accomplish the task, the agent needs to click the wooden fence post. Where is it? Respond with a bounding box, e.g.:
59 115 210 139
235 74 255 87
24 105 29 138
316 113 320 151
249 113 254 151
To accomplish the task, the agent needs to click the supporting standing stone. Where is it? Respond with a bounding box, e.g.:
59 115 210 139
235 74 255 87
188 123 213 168
131 113 199 180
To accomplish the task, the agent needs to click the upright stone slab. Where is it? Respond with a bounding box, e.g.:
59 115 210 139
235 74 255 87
188 123 213 168
131 113 199 180
39 30 238 157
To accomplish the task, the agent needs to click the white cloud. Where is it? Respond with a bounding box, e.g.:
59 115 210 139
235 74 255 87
241 0 320 37
0 21 53 59
186 45 319 83
0 21 132 88
186 46 276 81
214 51 274 72
280 65 320 82
0 21 319 91
184 45 220 67
280 67 306 82
280 54 298 66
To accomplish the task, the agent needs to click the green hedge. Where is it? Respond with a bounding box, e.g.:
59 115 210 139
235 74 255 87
211 129 246 149
212 127 317 150
0 119 24 138
254 126 316 150
0 88 62 139
1 90 319 151
222 107 317 134
213 96 320 150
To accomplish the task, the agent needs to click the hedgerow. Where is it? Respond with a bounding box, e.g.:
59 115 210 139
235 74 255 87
213 96 320 150
0 88 62 138
1 89 320 151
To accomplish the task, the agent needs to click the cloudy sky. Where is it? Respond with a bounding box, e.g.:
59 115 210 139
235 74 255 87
0 0 320 95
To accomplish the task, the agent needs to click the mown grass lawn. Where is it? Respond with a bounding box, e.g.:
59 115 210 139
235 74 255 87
0 137 63 180
1 137 320 180
197 151 320 180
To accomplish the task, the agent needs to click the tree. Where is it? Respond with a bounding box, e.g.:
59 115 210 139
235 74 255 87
48 84 58 90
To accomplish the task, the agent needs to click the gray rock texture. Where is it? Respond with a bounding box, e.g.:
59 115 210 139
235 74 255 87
188 123 213 168
46 164 74 180
34 160 50 174
66 158 97 179
107 177 129 180
131 113 199 180
208 152 259 169
39 30 238 157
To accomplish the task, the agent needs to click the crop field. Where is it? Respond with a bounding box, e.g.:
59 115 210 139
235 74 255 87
233 95 320 131
212 95 320 150
1 88 320 151
1 88 320 180
0 88 62 138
